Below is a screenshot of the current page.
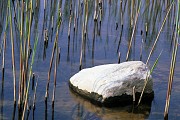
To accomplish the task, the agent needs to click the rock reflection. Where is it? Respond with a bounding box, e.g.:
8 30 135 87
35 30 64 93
70 90 152 120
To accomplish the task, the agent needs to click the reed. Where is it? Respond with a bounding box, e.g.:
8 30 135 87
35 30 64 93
74 5 77 31
2 33 6 86
51 16 54 42
58 47 61 65
94 0 98 21
22 32 39 120
45 3 62 101
18 0 24 108
33 75 38 111
118 52 121 64
164 2 179 118
126 1 141 61
138 50 162 106
8 0 17 105
52 40 59 108
68 0 72 39
32 73 35 90
99 0 103 24
45 32 56 101
79 0 88 70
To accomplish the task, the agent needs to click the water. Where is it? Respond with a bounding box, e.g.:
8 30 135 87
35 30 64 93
0 0 179 119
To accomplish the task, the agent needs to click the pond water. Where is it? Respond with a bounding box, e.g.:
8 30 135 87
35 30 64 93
0 0 180 119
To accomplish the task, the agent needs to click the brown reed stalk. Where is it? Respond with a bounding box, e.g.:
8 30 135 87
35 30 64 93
21 0 35 119
74 5 77 31
164 27 178 120
130 0 135 27
58 47 61 65
33 75 38 111
51 16 54 42
44 0 46 11
126 1 141 61
94 0 98 21
8 0 17 105
68 0 72 38
146 2 173 64
18 0 24 108
84 0 88 36
45 6 62 101
25 0 33 74
22 31 39 120
2 33 6 82
164 3 179 118
45 38 56 101
99 0 103 24
118 52 121 64
145 23 148 37
79 0 88 70
52 41 59 107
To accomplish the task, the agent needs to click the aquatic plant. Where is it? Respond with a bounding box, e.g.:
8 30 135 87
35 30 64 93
164 1 179 119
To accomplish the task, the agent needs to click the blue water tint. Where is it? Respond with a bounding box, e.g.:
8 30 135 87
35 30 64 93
0 0 179 119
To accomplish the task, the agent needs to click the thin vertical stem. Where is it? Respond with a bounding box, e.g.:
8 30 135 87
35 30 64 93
126 1 141 61
52 41 59 106
8 0 16 104
164 2 179 118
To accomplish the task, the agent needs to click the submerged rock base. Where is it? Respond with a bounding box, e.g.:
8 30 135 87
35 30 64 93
69 81 154 107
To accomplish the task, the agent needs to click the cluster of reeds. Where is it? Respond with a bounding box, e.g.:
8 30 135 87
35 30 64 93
6 0 40 119
0 0 179 119
0 0 63 119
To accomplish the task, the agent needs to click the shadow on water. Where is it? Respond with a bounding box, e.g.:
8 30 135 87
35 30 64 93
69 89 153 120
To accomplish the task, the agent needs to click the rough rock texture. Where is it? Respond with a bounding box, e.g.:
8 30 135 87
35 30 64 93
69 61 154 106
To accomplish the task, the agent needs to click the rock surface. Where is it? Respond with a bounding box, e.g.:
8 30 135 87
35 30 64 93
69 61 154 106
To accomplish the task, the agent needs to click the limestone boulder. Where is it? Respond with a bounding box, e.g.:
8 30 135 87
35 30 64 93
69 61 154 107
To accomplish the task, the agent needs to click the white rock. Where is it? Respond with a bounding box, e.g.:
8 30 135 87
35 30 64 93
69 61 153 105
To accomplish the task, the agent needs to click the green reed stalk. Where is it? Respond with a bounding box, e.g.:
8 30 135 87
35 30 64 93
164 2 179 119
137 50 162 106
8 0 17 105
22 33 39 120
146 1 173 64
126 1 141 61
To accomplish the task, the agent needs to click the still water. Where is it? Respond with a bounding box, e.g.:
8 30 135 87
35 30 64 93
0 0 179 119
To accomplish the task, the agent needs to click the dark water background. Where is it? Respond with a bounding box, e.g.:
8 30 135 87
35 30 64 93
0 0 180 119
